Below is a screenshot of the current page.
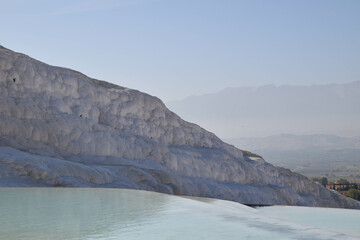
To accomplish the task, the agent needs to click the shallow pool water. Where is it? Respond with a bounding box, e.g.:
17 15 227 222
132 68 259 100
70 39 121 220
0 188 359 240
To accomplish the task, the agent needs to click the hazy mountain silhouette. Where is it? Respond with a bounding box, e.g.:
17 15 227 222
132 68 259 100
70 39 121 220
167 81 360 138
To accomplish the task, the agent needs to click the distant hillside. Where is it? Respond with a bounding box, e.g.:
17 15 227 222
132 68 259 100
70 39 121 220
225 134 360 183
167 82 360 138
226 134 360 151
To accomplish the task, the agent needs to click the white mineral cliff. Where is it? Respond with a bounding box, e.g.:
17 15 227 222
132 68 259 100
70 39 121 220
0 45 358 208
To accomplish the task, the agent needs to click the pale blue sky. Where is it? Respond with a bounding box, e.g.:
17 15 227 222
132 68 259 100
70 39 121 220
1 0 359 101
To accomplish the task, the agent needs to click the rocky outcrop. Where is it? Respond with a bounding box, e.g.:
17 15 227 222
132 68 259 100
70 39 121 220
0 45 358 208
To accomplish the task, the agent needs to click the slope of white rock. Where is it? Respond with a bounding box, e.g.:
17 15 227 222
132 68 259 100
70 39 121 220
0 45 359 208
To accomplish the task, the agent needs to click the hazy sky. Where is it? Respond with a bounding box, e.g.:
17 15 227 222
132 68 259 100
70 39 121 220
1 0 360 101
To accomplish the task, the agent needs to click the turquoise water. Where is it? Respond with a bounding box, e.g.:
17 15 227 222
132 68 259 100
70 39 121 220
0 188 359 240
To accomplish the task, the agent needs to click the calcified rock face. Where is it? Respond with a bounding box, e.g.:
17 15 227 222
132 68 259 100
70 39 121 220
0 46 358 208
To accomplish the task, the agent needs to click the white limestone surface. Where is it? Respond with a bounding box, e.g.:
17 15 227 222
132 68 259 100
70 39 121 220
0 45 359 208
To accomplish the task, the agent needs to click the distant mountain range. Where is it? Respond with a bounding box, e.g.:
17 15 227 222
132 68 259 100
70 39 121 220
167 81 360 138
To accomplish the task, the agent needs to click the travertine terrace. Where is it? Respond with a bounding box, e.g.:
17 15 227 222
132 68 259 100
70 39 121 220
0 45 358 208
